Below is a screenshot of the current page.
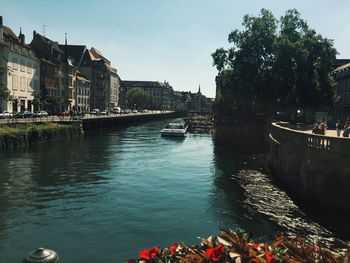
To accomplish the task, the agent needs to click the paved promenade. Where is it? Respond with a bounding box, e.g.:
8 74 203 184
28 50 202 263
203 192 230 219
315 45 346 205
303 129 348 138
0 110 170 125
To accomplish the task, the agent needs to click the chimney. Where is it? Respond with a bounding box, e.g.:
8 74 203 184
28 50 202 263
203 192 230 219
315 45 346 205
0 16 3 42
33 30 36 39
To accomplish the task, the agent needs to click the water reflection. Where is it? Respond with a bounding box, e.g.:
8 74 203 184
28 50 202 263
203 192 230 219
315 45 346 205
0 133 115 244
160 136 185 143
211 138 279 241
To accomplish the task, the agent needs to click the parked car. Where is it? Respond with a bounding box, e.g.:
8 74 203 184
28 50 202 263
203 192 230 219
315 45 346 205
33 110 49 118
122 109 131 114
132 109 138 113
0 111 11 118
140 109 148 113
111 107 121 114
90 109 100 115
100 110 108 115
15 111 33 118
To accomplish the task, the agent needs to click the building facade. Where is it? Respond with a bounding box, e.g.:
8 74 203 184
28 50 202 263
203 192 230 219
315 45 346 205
76 72 90 112
64 46 121 111
172 86 213 112
0 17 40 113
120 80 174 110
82 47 121 111
334 63 350 120
30 31 69 113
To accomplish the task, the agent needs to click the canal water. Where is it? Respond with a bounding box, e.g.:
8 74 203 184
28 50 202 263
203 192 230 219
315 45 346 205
0 120 348 262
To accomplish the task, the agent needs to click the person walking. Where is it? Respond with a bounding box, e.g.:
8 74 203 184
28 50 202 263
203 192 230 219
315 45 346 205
343 117 350 138
336 120 342 137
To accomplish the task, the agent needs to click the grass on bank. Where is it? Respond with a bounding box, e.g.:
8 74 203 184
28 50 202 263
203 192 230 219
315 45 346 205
0 123 81 150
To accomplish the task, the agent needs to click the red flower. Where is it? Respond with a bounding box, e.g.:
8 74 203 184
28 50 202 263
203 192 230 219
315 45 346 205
139 247 160 260
205 244 225 261
264 252 274 263
168 242 179 256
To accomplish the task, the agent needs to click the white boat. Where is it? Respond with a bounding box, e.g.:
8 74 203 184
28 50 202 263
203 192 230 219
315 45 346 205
161 122 188 137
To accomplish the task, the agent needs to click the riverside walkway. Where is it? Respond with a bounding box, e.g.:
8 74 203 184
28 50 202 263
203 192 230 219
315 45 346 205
0 110 173 125
268 122 350 217
303 129 345 138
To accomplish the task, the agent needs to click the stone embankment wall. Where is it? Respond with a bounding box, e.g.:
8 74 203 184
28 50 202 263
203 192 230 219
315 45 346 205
82 111 185 130
268 122 350 215
0 123 82 151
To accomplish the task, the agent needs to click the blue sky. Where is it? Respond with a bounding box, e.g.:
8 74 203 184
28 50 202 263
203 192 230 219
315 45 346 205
2 0 350 97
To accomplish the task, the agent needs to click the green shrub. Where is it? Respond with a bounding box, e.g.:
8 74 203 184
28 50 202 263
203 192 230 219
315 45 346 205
0 123 82 150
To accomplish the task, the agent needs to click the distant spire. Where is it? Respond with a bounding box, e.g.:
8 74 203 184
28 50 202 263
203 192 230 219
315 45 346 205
198 84 201 94
18 27 25 45
65 33 67 45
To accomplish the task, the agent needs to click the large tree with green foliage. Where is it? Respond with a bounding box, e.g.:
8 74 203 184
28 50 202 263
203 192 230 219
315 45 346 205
212 9 337 118
126 88 152 109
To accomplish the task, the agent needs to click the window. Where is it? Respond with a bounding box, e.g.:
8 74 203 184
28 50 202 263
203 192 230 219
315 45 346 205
12 58 18 70
27 62 32 73
20 76 26 91
34 64 38 75
27 78 32 92
12 75 18 90
20 60 25 72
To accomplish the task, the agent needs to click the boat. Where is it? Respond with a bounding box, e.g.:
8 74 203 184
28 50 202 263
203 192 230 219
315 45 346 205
161 122 188 137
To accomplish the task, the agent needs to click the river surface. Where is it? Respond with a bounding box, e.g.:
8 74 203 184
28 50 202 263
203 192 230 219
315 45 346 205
0 120 348 262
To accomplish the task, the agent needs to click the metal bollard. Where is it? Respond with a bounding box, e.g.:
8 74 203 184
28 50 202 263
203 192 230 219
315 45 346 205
22 247 59 263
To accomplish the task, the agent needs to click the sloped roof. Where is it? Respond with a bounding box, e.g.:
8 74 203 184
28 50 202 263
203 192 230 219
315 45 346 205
3 26 19 42
34 33 65 55
105 63 118 74
122 80 165 88
90 47 111 64
59 44 86 67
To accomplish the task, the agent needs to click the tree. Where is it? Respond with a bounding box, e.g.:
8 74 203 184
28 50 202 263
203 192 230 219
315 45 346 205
44 96 60 114
212 8 337 119
126 88 152 109
0 83 10 102
0 84 10 112
31 90 42 112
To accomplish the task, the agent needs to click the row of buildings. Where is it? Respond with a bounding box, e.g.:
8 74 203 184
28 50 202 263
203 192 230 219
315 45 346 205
0 16 213 114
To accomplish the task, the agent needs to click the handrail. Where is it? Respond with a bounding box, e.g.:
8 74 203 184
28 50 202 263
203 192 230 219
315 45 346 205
270 122 350 156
